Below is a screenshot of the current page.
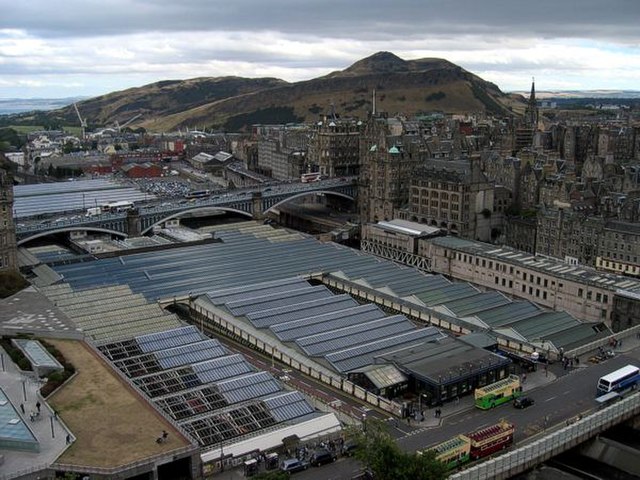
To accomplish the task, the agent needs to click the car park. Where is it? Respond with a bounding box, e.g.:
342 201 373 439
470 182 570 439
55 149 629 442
513 396 535 409
280 458 309 474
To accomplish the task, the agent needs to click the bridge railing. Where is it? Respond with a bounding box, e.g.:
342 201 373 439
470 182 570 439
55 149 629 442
449 391 640 480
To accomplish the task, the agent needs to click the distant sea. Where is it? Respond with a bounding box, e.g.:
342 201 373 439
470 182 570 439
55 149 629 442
0 97 88 115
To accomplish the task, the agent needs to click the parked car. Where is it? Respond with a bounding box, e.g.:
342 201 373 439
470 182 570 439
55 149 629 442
341 439 359 456
513 396 535 409
310 448 337 466
280 458 309 474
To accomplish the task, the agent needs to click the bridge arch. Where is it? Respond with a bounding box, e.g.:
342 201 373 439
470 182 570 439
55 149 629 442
141 206 253 235
17 226 128 246
263 190 355 215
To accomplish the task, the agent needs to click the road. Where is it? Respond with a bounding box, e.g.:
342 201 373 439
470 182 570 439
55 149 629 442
281 351 640 480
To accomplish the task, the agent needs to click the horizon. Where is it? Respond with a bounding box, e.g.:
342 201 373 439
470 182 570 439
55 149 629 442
2 1 640 98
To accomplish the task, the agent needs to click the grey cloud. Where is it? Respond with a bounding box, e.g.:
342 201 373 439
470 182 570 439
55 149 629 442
3 0 639 43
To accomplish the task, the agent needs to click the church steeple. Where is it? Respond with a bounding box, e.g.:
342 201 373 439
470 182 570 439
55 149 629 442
525 77 539 128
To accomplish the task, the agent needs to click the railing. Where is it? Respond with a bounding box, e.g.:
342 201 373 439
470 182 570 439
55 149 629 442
567 324 640 359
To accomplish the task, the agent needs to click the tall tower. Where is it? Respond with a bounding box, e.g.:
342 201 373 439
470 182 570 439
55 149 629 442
524 78 539 128
0 169 18 272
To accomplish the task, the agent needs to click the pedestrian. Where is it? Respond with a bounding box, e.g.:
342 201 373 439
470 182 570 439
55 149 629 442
544 365 548 377
619 339 622 348
522 373 527 383
162 430 168 440
19 403 25 414
36 401 41 413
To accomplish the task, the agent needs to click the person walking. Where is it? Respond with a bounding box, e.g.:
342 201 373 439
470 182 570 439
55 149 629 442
36 401 41 413
19 403 25 415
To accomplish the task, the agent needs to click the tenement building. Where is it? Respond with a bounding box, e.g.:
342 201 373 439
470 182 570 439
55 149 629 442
421 236 640 330
0 169 18 271
400 158 505 242
536 206 640 271
307 118 362 177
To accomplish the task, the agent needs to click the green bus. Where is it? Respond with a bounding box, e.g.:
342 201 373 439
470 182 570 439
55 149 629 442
474 375 522 410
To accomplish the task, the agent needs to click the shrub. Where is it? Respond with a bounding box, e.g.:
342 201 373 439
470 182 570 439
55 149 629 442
426 91 446 102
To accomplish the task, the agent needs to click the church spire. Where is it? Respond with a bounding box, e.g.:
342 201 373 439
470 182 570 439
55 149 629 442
529 77 536 105
525 76 539 128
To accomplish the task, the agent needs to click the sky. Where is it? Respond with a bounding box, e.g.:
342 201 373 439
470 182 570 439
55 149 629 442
1 0 640 99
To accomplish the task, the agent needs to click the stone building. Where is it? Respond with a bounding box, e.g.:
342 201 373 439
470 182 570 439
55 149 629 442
359 116 426 223
0 169 18 271
401 158 502 242
307 118 362 177
421 236 640 329
536 206 640 271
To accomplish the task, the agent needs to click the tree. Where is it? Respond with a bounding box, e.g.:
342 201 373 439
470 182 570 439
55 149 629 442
0 270 29 299
352 420 448 480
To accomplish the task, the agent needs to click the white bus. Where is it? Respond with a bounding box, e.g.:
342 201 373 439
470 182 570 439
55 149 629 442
101 201 134 213
596 364 640 395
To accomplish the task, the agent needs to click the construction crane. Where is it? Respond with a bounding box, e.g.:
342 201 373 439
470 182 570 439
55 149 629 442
73 103 87 140
113 113 142 133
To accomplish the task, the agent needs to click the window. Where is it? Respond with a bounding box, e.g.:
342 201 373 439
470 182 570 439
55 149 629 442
603 295 608 303
587 291 592 300
596 293 602 302
578 288 583 297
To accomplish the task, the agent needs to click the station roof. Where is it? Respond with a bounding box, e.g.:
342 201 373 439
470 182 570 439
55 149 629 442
14 179 153 218
50 224 608 354
382 337 510 386
95 324 323 449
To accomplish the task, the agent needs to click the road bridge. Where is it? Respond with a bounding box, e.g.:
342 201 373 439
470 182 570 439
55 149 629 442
15 178 357 244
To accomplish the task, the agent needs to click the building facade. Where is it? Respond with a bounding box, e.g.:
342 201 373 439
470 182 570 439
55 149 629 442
307 119 362 177
421 236 640 328
0 169 18 271
401 159 502 242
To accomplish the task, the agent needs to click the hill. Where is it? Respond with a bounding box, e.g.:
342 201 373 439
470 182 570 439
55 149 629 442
10 52 523 132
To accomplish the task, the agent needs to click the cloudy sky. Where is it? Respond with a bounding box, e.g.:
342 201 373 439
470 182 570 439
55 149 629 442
1 0 639 98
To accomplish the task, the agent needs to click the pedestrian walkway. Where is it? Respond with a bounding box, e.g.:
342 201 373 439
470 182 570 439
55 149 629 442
0 346 73 479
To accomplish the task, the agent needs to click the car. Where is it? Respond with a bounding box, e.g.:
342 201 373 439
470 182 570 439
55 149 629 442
341 439 359 456
514 396 535 409
280 458 309 474
310 448 337 466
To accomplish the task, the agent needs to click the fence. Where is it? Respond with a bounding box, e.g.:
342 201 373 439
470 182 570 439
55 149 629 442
449 391 640 480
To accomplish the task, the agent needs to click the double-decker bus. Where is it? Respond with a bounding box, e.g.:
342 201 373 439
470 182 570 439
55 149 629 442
301 172 322 183
421 420 515 470
474 375 522 410
465 420 514 459
101 200 134 213
427 435 470 469
596 364 640 396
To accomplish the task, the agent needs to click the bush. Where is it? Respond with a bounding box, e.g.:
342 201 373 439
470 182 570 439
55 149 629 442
426 91 446 102
0 270 29 299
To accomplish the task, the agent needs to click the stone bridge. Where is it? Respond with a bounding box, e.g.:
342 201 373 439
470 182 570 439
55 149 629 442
16 178 358 244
